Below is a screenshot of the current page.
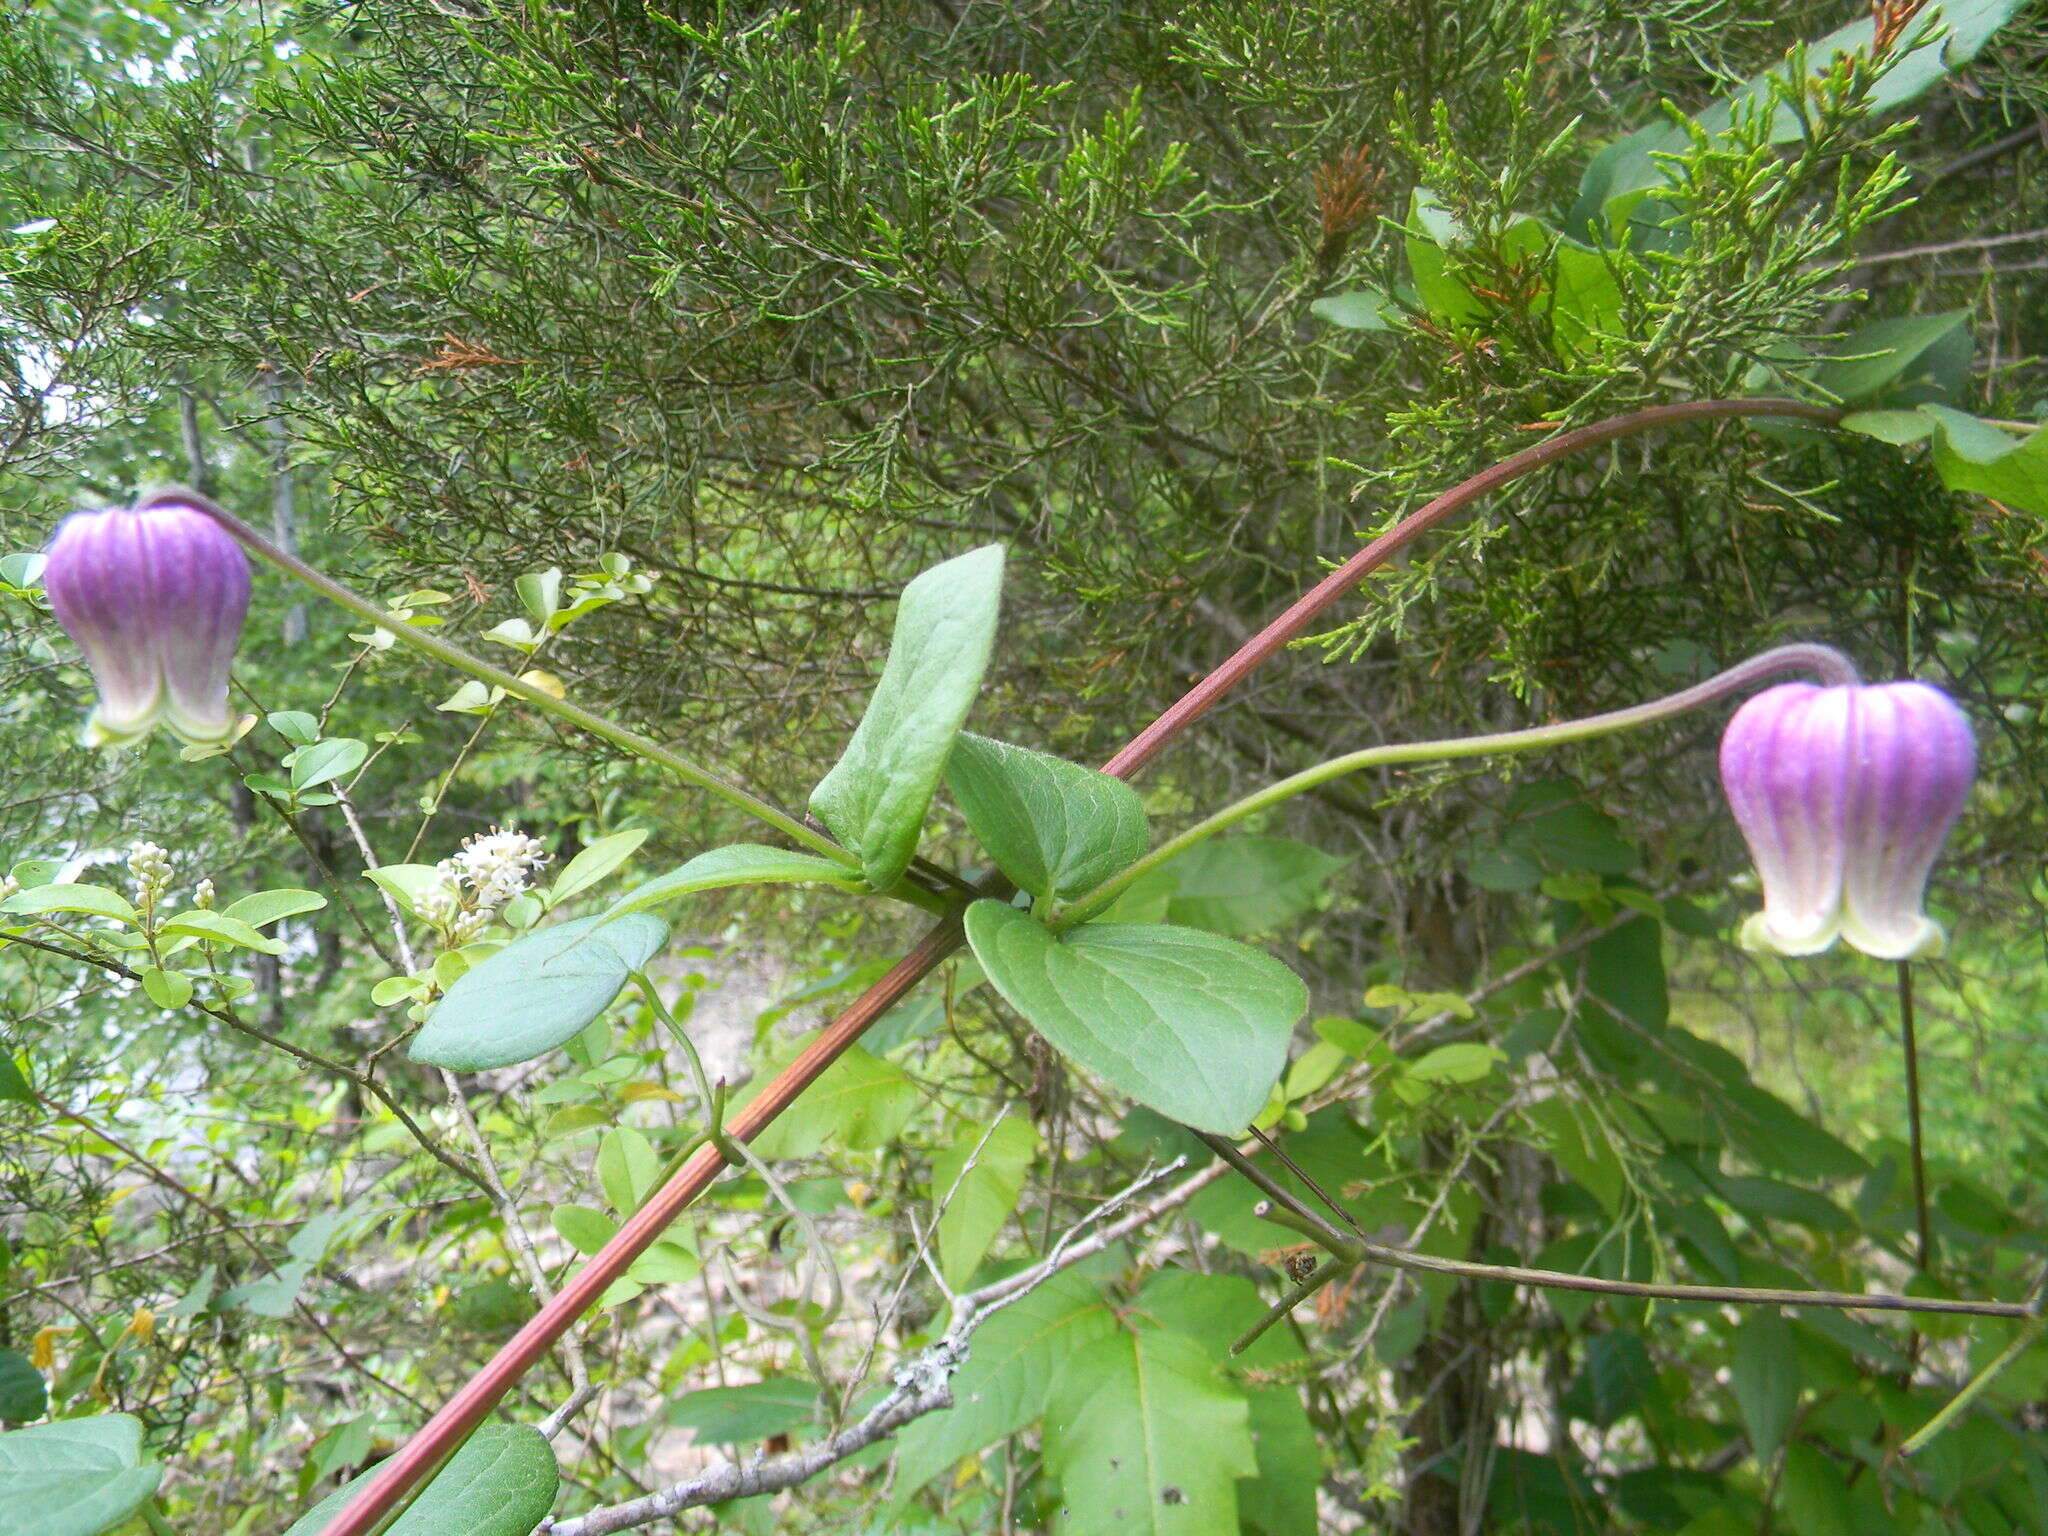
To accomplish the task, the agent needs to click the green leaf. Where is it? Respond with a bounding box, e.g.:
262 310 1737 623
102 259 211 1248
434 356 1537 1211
810 544 1005 889
1503 780 1635 874
1732 1313 1801 1462
364 864 446 915
945 733 1148 903
517 567 564 625
1406 1042 1504 1085
266 710 319 746
1561 1332 1656 1428
288 737 368 792
604 845 867 920
746 1043 920 1159
1158 837 1345 936
218 889 328 928
158 911 285 955
409 914 670 1070
1308 289 1396 331
282 1423 557 1536
965 901 1305 1135
1812 310 1969 404
666 1380 820 1444
1570 0 2023 227
550 1205 617 1256
1923 407 2048 516
1043 1326 1257 1536
1716 1081 1869 1182
0 884 139 925
550 828 648 901
596 1126 661 1215
1128 1272 1318 1536
933 1115 1040 1290
890 1271 1118 1507
1715 1176 1853 1234
1840 408 1938 446
1550 241 1626 357
0 1414 162 1536
0 1046 32 1107
139 968 194 1009
0 1350 47 1421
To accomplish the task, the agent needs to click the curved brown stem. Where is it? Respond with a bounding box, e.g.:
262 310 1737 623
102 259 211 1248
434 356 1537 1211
317 396 1843 1536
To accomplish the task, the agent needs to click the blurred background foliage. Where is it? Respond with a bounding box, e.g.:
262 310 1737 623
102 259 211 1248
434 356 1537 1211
2 0 2048 1532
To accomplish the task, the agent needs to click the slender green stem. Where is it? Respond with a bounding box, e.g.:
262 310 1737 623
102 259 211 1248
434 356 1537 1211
1901 1313 2048 1455
189 493 858 869
1898 961 1933 1270
142 1501 178 1536
1057 642 1861 928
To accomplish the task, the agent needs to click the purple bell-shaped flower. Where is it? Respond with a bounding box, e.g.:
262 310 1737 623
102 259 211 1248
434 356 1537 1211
1719 680 1974 960
43 490 251 748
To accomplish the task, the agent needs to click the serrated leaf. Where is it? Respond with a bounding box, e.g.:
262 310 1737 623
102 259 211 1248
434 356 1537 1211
945 733 1148 903
1158 837 1346 936
550 829 647 902
965 901 1304 1135
288 737 368 792
282 1423 557 1536
933 1115 1040 1290
1732 1313 1801 1462
0 1413 162 1536
1043 1326 1257 1536
890 1272 1118 1508
666 1380 820 1444
810 545 1004 889
410 914 669 1070
159 911 284 955
1 885 138 925
604 845 866 920
219 889 328 928
745 1043 919 1159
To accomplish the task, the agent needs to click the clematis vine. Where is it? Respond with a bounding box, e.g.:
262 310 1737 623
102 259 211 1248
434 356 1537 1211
42 488 252 748
1719 680 1975 961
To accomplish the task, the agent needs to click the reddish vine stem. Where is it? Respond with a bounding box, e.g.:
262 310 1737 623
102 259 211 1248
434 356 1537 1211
320 396 1843 1536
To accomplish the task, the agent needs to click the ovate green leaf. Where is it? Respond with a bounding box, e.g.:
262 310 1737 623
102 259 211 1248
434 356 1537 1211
811 545 1005 889
890 1271 1118 1507
604 845 866 920
965 901 1305 1135
1732 1313 1801 1462
550 829 648 901
0 1413 163 1536
945 733 1148 903
1043 1327 1256 1536
666 1380 820 1444
746 1043 920 1159
282 1423 557 1536
410 914 669 1070
1159 837 1345 936
933 1114 1040 1290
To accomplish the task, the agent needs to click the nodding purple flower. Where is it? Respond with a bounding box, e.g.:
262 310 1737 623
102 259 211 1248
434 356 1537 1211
42 490 251 748
1719 680 1975 961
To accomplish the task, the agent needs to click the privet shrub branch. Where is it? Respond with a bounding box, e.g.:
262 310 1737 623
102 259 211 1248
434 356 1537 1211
2 2 2048 1535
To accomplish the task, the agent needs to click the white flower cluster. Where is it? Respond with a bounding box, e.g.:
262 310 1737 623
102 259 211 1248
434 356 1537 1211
192 878 216 910
416 827 549 943
128 841 174 903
